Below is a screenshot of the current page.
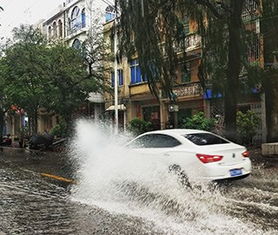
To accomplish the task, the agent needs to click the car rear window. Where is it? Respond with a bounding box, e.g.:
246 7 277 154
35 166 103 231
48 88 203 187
184 133 229 146
127 134 181 148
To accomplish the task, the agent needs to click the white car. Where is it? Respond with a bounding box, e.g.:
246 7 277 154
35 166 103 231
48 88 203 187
126 129 251 181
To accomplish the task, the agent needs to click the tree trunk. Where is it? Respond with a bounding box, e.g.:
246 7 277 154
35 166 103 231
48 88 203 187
62 112 73 136
0 109 4 143
224 0 244 141
28 109 38 135
265 73 278 142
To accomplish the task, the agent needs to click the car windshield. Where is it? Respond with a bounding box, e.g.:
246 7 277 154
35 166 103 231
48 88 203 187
184 133 229 146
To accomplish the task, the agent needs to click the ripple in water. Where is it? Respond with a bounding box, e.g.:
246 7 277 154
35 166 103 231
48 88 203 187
70 119 276 234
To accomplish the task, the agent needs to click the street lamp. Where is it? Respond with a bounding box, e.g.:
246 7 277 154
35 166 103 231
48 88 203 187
113 0 119 134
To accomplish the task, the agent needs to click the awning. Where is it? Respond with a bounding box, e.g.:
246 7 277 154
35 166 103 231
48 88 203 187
105 104 126 111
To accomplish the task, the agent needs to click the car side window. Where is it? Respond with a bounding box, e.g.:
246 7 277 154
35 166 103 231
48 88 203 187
128 134 181 148
127 135 152 148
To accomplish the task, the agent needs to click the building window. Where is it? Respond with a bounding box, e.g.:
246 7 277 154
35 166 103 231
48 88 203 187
111 69 124 87
81 8 86 28
245 0 258 12
118 69 124 86
181 62 191 83
53 22 57 38
105 5 115 22
130 59 146 84
71 6 81 31
248 36 260 61
72 39 81 50
48 26 52 39
183 16 190 35
81 42 87 57
58 20 63 37
242 0 258 21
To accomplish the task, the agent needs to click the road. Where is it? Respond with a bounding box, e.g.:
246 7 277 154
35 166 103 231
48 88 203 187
0 147 277 234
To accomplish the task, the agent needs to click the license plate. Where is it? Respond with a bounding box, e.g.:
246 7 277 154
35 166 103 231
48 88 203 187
230 169 242 177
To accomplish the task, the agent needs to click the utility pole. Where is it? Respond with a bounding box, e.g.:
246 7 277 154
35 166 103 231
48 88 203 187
114 0 119 134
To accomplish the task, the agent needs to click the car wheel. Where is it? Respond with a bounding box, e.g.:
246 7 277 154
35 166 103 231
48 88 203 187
168 164 192 189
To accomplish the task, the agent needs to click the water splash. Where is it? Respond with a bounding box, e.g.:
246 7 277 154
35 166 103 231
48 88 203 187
70 119 276 234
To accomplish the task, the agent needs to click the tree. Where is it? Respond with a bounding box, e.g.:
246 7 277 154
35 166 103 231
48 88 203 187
0 24 107 135
260 0 278 141
44 7 112 128
181 112 215 131
43 42 97 126
0 63 10 142
81 6 112 94
1 25 49 134
116 0 261 140
236 110 260 145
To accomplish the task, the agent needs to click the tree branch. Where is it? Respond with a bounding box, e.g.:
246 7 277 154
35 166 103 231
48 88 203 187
194 0 225 19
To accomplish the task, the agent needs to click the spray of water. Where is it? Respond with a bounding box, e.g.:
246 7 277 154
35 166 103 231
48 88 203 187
69 119 274 234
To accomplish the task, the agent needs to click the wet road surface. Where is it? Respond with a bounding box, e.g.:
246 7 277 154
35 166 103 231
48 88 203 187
0 147 278 234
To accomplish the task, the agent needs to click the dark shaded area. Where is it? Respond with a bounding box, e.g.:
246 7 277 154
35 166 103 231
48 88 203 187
29 133 54 150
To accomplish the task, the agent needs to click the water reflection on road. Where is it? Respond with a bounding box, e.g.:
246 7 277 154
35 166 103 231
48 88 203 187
0 150 157 234
0 149 277 234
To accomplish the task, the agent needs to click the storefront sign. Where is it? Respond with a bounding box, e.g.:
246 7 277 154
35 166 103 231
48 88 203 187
173 82 203 98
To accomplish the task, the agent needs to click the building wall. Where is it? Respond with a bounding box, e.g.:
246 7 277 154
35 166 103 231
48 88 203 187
103 17 203 130
103 3 266 142
35 0 107 134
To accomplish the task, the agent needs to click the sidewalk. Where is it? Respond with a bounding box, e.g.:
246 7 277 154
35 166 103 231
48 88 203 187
250 148 278 168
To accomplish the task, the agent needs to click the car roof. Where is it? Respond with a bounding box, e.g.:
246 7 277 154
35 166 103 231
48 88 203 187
141 129 210 136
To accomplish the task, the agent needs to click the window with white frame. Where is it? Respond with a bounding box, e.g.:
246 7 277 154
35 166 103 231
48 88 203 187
130 59 146 84
72 39 81 50
81 8 86 28
48 26 52 39
53 22 57 38
70 6 81 31
58 20 63 37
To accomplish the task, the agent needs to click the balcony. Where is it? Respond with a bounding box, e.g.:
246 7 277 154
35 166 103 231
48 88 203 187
172 34 201 54
66 22 87 39
129 82 150 96
185 34 201 51
172 82 203 99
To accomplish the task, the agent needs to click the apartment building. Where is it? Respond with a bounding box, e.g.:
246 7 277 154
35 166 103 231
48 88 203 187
36 0 106 133
103 15 203 130
104 1 267 143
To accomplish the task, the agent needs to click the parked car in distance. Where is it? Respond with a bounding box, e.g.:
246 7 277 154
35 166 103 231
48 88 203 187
126 129 251 181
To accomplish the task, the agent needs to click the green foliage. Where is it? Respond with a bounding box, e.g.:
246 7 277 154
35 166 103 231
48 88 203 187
180 112 215 131
236 110 260 145
116 0 263 137
42 43 93 121
50 121 68 138
128 118 152 136
0 25 52 133
0 24 108 134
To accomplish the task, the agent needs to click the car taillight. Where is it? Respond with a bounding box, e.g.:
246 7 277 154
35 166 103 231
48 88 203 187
242 150 250 157
196 154 223 164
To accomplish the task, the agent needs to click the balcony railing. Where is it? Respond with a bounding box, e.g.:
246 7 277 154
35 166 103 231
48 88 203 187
185 34 201 51
67 22 85 36
173 34 201 54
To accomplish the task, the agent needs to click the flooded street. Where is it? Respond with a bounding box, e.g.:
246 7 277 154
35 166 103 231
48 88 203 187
0 149 158 234
0 134 278 235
